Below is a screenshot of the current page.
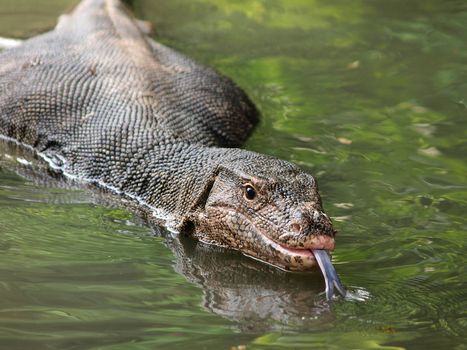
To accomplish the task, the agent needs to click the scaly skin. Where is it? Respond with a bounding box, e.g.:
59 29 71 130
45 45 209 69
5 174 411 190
0 0 336 271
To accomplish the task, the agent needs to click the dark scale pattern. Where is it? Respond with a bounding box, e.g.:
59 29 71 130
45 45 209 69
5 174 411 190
0 0 337 271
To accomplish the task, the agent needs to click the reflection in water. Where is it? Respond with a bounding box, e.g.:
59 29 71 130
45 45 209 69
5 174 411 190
165 232 334 330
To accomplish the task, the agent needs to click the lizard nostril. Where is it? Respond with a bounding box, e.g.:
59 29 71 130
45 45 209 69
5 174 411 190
290 223 302 233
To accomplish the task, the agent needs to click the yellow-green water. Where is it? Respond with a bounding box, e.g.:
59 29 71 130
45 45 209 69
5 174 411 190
0 1 466 349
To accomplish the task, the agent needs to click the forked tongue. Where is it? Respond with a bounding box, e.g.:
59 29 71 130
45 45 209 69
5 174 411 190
312 249 349 300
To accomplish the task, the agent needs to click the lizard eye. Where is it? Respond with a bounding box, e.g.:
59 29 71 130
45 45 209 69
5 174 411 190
244 184 257 200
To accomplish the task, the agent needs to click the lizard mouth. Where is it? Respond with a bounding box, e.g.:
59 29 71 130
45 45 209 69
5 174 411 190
249 228 350 300
205 207 333 271
247 220 337 271
258 227 335 256
278 244 315 257
250 229 322 271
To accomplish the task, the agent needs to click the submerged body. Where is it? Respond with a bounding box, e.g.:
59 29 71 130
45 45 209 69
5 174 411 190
0 0 345 294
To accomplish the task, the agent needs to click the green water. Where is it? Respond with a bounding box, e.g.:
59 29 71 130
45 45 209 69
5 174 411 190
0 0 466 349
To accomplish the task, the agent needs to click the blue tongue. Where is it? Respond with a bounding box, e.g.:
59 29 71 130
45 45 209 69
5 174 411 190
312 249 348 300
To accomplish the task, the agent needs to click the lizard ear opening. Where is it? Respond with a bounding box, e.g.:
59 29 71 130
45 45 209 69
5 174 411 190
178 166 224 234
193 170 219 211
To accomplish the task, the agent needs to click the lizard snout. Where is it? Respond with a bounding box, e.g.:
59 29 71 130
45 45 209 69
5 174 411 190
279 208 336 250
290 208 335 236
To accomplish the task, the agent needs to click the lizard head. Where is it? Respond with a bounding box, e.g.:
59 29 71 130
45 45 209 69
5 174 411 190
190 151 336 271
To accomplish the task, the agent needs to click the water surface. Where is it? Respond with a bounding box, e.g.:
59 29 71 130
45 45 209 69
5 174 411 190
0 0 466 349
